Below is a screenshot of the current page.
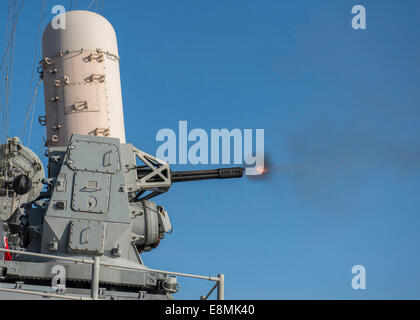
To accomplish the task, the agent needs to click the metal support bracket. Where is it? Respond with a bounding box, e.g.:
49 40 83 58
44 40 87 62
133 147 171 191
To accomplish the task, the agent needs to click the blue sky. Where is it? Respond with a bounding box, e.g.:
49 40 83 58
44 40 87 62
1 0 420 299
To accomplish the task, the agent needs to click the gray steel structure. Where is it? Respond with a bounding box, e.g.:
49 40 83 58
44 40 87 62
0 134 242 299
0 10 243 300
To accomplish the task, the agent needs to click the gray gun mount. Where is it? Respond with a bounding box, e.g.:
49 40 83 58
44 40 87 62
0 134 243 299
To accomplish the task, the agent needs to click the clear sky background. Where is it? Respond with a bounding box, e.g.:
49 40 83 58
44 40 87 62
1 0 420 299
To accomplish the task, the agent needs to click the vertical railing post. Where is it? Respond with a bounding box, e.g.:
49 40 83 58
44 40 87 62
217 274 224 300
91 256 100 300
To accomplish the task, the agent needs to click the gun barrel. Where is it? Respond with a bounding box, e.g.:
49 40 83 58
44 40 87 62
136 167 244 183
171 167 244 183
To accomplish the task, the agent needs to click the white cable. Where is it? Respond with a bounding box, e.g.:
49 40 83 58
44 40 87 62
87 0 96 10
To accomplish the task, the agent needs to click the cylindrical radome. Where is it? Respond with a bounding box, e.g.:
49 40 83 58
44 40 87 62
41 10 126 147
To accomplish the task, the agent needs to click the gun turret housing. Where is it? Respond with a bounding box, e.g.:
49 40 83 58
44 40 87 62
0 10 244 300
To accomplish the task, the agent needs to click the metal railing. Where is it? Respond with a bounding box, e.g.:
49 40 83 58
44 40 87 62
0 248 224 300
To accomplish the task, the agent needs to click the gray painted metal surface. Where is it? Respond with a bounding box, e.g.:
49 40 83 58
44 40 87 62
0 10 239 300
0 134 233 300
0 135 176 299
